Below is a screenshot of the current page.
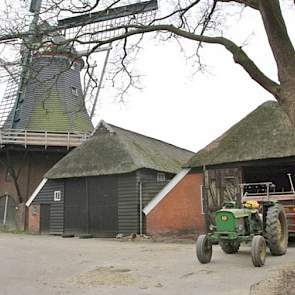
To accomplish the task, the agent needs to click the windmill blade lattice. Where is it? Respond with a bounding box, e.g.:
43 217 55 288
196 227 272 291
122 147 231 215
0 65 21 128
59 0 158 43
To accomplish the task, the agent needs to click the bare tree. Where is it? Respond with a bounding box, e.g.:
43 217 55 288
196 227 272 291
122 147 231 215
0 0 294 124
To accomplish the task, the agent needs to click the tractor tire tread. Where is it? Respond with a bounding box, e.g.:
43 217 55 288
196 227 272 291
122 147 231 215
196 234 212 264
251 235 266 267
265 204 288 256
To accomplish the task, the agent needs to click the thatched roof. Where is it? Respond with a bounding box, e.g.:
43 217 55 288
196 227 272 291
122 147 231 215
185 101 295 168
46 121 194 179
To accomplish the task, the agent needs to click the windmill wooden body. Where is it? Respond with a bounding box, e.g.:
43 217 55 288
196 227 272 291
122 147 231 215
0 0 158 231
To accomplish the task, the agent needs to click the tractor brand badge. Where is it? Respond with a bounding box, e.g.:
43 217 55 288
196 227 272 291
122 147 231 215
221 215 228 221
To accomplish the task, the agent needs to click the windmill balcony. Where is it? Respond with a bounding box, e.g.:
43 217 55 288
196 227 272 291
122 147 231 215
0 128 90 149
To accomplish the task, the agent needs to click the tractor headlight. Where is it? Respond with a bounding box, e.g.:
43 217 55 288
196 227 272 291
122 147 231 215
221 215 228 221
209 224 215 231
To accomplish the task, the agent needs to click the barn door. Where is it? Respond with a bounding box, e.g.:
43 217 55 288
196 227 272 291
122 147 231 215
203 168 242 227
40 204 50 233
87 176 118 237
64 178 88 234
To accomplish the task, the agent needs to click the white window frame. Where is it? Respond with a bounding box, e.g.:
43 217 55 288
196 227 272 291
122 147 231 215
54 190 61 201
71 86 78 96
157 172 166 182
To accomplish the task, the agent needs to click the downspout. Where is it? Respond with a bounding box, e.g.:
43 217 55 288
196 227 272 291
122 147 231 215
200 184 204 215
85 178 89 234
3 195 8 225
203 165 210 232
139 181 143 236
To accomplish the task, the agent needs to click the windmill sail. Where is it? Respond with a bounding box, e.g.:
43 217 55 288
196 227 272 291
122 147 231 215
59 0 158 42
0 65 21 128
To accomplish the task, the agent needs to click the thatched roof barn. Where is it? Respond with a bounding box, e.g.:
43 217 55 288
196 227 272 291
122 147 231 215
27 121 194 237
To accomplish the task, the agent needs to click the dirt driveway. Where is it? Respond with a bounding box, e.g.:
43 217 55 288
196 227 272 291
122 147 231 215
0 233 294 295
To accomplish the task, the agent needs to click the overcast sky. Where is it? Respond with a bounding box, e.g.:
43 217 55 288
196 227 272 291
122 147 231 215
90 2 294 153
0 1 294 153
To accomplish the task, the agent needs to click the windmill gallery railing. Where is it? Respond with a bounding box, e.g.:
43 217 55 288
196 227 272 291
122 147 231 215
0 129 90 149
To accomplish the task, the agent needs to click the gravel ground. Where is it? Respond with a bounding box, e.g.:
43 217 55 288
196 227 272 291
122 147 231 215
0 233 294 295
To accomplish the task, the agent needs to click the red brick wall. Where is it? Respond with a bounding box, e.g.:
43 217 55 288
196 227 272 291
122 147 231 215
28 205 40 234
146 172 206 235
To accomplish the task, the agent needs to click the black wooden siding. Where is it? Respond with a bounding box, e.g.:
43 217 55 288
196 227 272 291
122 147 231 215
33 179 64 234
63 176 118 236
136 169 172 206
117 169 172 234
33 169 175 236
117 172 138 234
88 176 118 236
64 178 87 234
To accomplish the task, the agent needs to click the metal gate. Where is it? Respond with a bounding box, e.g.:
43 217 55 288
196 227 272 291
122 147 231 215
0 195 16 231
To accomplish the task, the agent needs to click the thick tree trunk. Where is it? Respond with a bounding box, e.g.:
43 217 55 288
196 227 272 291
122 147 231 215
257 0 295 126
15 202 26 232
278 80 295 127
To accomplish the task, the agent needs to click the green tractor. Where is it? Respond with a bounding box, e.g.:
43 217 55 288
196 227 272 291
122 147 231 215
196 197 288 267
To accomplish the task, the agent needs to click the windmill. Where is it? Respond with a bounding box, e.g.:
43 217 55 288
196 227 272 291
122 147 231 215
0 0 158 231
0 0 158 131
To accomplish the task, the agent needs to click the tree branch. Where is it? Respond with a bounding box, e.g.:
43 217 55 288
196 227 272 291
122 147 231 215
84 24 280 97
218 0 259 10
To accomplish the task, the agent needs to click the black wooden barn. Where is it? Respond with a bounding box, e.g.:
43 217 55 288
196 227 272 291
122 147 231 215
26 121 193 236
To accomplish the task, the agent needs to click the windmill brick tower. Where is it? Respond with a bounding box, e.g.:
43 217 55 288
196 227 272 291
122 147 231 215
0 0 158 231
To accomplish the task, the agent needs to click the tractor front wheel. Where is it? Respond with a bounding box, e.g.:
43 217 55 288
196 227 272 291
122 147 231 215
251 235 266 267
196 234 212 264
265 204 288 256
219 240 240 254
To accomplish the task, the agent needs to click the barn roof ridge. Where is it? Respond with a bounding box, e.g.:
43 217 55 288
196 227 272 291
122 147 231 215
97 121 194 154
45 122 194 179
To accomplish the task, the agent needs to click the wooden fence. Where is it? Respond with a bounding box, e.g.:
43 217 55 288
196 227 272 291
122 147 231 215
0 128 90 149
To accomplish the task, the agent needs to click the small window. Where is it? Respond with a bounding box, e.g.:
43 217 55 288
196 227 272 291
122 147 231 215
157 173 166 182
71 86 78 96
54 190 61 201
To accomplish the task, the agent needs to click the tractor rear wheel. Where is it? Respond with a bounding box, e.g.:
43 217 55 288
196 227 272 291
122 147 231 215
265 204 288 256
196 234 212 264
219 240 240 254
251 235 266 267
